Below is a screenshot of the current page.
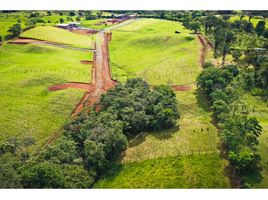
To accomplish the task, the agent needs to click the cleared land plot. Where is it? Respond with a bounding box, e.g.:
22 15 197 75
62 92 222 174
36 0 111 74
0 44 92 145
94 19 229 188
21 26 94 48
240 94 268 188
95 154 229 188
109 19 200 85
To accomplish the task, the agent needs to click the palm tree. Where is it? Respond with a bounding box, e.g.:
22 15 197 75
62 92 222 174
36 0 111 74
222 31 236 66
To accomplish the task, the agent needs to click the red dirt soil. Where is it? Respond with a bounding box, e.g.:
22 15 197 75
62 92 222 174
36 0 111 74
197 34 213 66
171 85 191 91
80 60 94 65
46 32 117 145
70 29 98 36
9 38 43 44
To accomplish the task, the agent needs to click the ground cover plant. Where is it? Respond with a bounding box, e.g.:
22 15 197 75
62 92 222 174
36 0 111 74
0 44 91 145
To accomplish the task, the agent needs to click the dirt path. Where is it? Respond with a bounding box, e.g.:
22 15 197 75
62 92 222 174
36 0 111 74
197 34 212 66
45 32 117 145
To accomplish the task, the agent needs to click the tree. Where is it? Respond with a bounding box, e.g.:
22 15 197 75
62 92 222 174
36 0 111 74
242 21 254 33
197 67 234 96
47 11 51 16
213 24 225 58
7 23 21 37
147 86 179 130
221 31 236 66
59 18 64 24
255 21 266 36
83 140 107 173
62 164 94 188
69 11 76 16
38 137 77 164
189 21 201 34
20 161 65 188
97 11 103 19
0 35 2 42
0 153 22 188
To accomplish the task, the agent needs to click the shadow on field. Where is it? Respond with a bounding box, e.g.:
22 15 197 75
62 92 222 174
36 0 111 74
195 90 211 112
128 125 179 148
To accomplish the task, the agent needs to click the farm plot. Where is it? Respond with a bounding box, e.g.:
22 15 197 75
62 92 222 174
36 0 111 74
0 44 92 146
21 26 94 48
109 19 201 85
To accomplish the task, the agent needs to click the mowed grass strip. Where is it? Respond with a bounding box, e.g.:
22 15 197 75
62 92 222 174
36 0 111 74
94 154 229 188
21 26 94 48
0 44 92 145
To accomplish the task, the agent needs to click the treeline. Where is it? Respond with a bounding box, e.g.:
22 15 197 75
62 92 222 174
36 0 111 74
0 78 179 188
197 65 263 188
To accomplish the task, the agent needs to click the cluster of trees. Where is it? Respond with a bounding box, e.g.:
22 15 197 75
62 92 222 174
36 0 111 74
197 66 263 187
0 78 179 188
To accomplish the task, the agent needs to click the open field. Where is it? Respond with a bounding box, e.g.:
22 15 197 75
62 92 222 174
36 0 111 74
95 154 229 188
0 44 91 145
240 93 268 187
21 26 94 48
94 19 230 188
109 19 200 85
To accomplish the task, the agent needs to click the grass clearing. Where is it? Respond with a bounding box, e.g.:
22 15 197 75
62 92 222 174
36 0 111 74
0 44 92 145
21 26 94 48
110 19 200 85
95 154 229 188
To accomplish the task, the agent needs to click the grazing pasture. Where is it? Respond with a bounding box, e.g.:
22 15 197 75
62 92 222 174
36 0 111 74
21 26 94 48
109 19 200 85
0 44 91 145
95 154 229 188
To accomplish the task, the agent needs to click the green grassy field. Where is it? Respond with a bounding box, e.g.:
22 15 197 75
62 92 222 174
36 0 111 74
95 154 229 188
0 12 27 38
240 93 268 188
0 44 92 146
109 19 200 85
94 19 230 188
21 26 94 48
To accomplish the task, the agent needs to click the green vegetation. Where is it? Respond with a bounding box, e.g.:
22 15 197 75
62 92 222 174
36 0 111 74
95 154 229 188
21 26 94 48
109 19 200 84
0 44 91 145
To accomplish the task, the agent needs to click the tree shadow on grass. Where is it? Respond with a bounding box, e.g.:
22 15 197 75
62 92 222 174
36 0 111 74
195 89 211 113
127 125 180 148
